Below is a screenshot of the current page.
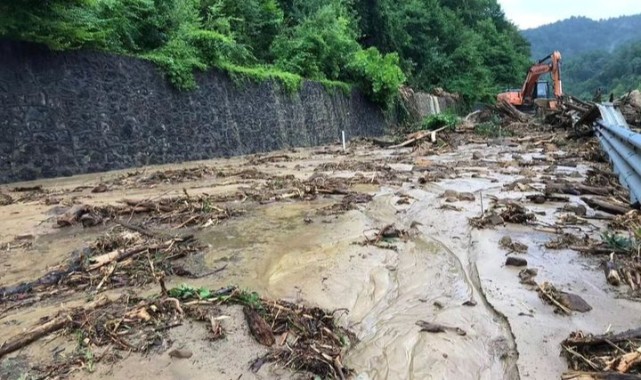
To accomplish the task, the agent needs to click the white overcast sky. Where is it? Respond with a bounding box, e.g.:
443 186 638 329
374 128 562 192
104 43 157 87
498 0 641 29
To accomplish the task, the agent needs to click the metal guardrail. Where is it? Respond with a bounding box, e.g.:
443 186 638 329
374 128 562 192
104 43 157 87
594 103 641 205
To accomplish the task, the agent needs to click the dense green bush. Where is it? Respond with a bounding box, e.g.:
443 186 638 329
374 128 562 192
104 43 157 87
0 0 531 107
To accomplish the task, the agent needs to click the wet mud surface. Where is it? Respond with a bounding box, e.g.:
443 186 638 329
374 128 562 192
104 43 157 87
1 129 640 380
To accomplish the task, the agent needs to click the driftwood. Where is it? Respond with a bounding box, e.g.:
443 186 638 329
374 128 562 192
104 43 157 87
562 371 641 380
0 296 112 358
495 100 530 122
243 307 275 346
87 235 194 271
546 183 612 197
389 125 448 149
582 197 632 215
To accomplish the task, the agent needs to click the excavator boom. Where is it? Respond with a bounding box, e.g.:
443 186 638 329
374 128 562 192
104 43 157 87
498 51 562 110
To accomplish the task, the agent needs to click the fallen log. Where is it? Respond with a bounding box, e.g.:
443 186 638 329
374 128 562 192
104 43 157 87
562 371 641 380
563 328 641 348
0 296 112 359
546 183 612 197
87 235 193 271
581 197 632 215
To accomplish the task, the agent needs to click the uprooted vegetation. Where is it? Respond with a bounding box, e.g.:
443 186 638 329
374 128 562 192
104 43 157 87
0 284 356 379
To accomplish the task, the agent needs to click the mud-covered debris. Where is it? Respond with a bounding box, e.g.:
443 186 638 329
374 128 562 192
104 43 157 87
0 193 13 206
416 320 466 336
545 234 586 250
247 154 291 166
601 253 641 293
500 202 536 224
582 196 632 216
526 193 570 204
469 214 504 229
12 185 43 192
356 224 408 250
562 204 588 217
506 257 528 267
91 183 109 193
610 210 641 231
168 349 193 359
56 195 244 228
0 228 202 304
470 201 535 229
519 268 538 285
537 282 592 314
505 178 534 192
499 236 528 253
439 204 463 211
418 170 448 184
561 327 641 376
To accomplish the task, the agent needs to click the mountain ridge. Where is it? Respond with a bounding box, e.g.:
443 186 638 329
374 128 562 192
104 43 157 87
522 13 641 60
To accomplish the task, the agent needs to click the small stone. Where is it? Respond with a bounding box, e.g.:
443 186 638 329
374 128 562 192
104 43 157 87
499 236 513 247
472 152 483 160
506 257 527 267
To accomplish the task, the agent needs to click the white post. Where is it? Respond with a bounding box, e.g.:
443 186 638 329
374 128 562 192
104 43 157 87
342 130 346 151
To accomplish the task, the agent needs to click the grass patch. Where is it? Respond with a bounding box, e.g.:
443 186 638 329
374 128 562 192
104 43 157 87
222 64 303 93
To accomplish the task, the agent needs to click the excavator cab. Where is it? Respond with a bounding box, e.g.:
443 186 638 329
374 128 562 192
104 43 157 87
497 51 562 114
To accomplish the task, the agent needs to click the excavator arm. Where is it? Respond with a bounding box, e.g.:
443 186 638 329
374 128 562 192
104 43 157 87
520 51 562 104
497 51 562 109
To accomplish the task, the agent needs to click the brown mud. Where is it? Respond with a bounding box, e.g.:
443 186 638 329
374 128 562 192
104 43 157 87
1 124 640 380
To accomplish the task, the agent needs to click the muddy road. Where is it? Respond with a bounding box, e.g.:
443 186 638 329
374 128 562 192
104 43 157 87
1 128 640 380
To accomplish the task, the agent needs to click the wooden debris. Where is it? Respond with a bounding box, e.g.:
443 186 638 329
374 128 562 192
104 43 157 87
243 307 275 347
562 328 641 376
582 197 632 216
0 296 112 359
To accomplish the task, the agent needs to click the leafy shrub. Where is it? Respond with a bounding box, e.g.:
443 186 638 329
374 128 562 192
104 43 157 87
347 48 406 108
419 113 458 131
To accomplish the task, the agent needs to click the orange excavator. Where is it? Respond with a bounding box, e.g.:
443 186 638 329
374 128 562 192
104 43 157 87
497 51 563 111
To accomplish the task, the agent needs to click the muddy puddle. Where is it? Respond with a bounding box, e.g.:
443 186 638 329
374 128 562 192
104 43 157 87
1 134 640 380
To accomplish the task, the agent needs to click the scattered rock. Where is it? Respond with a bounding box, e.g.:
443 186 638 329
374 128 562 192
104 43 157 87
472 152 483 160
499 236 529 253
506 257 528 267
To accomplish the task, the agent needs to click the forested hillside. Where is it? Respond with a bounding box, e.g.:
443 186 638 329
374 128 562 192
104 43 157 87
563 39 641 99
522 14 641 60
0 0 531 106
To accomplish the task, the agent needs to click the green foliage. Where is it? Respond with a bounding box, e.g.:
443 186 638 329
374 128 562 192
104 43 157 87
1 0 530 106
346 48 406 107
353 0 530 104
222 64 303 93
168 284 214 299
419 113 458 131
474 121 512 138
601 231 637 253
562 39 641 99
